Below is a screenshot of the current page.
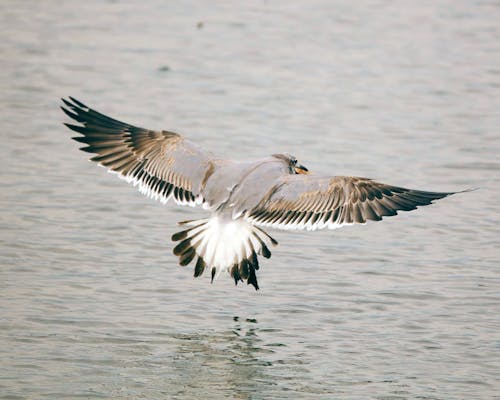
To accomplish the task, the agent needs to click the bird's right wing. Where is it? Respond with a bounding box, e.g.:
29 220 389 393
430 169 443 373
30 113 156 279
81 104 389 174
62 97 218 207
247 174 456 231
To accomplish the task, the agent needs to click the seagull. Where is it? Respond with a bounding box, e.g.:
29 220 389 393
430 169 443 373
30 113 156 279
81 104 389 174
62 97 462 290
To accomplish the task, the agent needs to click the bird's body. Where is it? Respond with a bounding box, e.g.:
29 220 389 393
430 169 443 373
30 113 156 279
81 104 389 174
62 97 461 290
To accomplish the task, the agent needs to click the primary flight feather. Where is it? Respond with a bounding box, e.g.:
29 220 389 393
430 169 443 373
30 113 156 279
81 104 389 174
62 97 459 290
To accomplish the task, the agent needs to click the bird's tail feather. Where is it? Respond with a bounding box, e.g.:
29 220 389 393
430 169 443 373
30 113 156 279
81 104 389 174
171 216 278 290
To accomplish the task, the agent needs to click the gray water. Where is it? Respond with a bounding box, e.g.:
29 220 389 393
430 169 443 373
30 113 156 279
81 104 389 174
1 1 499 399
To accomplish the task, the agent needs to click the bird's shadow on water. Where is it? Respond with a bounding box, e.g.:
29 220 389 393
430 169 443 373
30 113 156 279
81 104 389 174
165 316 298 398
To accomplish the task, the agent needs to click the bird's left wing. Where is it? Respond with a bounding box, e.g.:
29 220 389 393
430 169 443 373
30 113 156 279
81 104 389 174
62 97 217 206
247 174 456 231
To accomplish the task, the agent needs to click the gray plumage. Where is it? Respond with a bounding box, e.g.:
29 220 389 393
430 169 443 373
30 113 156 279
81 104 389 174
62 97 461 290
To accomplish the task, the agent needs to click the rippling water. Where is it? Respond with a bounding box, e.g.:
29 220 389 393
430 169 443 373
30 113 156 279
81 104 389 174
1 1 499 399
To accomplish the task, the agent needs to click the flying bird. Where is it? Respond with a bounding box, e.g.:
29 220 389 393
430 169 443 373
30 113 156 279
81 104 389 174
62 97 461 290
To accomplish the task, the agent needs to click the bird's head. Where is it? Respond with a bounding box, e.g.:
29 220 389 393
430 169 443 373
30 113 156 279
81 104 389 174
273 153 310 175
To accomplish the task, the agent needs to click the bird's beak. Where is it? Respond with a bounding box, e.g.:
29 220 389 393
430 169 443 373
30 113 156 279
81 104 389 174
294 164 310 175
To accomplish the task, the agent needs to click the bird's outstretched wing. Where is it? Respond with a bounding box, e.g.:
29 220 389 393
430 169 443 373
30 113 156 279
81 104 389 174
247 174 456 230
62 97 216 206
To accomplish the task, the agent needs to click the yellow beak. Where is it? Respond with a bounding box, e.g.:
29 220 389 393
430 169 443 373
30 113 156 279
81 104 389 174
295 165 310 175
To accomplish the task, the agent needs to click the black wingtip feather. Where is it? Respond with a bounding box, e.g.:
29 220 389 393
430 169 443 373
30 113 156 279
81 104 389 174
61 106 81 121
194 257 206 278
80 146 96 154
231 264 241 285
65 123 88 135
72 136 87 143
173 238 192 256
179 248 196 266
239 259 249 280
171 230 188 242
247 263 259 290
261 244 271 259
68 96 87 109
61 98 76 109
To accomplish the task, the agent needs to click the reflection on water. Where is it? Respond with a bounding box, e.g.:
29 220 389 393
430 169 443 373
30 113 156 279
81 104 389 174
171 318 274 399
1 0 500 399
162 318 317 399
